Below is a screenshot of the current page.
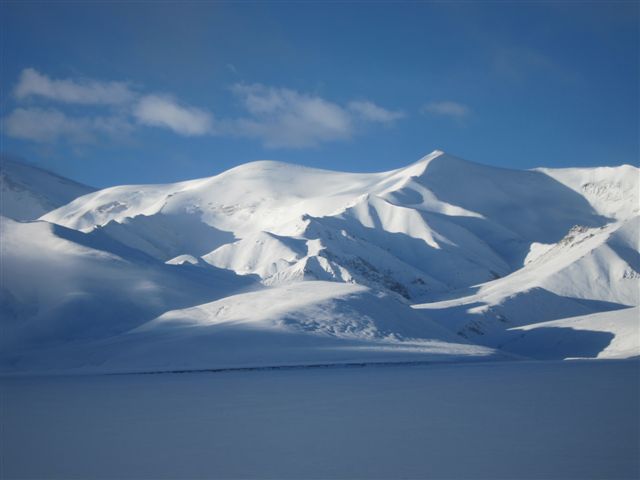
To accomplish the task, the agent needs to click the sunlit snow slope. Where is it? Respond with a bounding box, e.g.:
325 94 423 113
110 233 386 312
1 150 638 372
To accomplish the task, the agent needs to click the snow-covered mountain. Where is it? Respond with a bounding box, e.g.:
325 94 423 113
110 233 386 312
42 150 630 298
0 156 95 221
1 150 638 372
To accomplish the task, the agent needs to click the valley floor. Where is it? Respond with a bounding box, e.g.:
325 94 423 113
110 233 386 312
2 359 638 479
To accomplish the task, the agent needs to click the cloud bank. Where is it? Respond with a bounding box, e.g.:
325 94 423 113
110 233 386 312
4 69 405 149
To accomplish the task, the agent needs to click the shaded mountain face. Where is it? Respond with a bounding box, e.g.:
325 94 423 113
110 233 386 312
0 156 95 221
1 151 638 372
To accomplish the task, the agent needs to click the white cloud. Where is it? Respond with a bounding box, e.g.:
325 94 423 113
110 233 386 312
4 107 132 143
6 69 404 148
133 95 213 136
229 84 403 148
348 100 405 123
14 68 136 105
421 101 471 119
229 84 353 148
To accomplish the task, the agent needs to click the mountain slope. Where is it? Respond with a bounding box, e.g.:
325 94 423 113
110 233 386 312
0 216 255 367
0 156 95 221
0 216 500 373
2 150 638 371
536 164 639 220
505 306 639 360
17 281 496 374
415 216 639 358
42 151 629 301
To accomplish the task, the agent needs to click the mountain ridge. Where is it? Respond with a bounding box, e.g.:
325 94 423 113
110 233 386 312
1 150 638 372
0 155 95 221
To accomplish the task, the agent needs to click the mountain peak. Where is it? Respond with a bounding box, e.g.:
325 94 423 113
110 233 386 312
414 149 447 166
384 150 446 181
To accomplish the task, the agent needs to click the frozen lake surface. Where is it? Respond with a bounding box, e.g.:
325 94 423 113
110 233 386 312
2 360 639 479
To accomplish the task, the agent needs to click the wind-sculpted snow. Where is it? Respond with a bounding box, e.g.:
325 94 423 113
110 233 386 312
2 151 638 372
0 156 94 221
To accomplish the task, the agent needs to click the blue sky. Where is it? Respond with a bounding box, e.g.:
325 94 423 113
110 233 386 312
1 2 638 187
